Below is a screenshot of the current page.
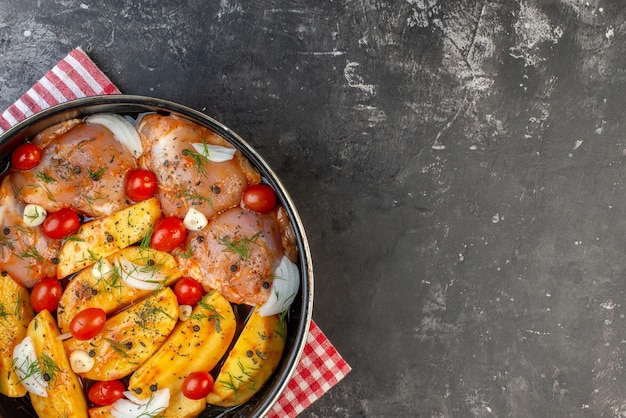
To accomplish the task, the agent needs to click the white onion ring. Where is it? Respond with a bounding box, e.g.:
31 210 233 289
115 256 168 291
12 336 48 397
191 142 236 162
86 113 143 159
111 389 170 418
257 256 300 316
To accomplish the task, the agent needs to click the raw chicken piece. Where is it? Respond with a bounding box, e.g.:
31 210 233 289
137 113 260 220
0 176 60 288
176 207 284 306
10 119 137 218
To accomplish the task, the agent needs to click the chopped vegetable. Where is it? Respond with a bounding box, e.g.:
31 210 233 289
191 142 236 162
86 113 143 159
257 255 300 316
56 197 162 278
206 310 286 407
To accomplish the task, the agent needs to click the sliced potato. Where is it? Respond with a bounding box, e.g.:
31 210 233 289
162 390 204 418
27 310 88 418
64 288 178 381
0 274 34 397
206 310 286 407
129 291 236 403
57 246 181 332
57 197 162 279
87 407 112 418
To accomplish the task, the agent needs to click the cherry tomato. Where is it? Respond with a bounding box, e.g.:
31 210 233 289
125 169 158 202
11 143 42 171
182 371 214 400
42 207 80 239
150 216 187 252
174 277 204 306
30 278 63 313
88 380 126 406
242 184 277 213
69 308 106 340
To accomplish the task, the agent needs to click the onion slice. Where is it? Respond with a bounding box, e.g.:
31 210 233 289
12 336 48 397
111 389 170 418
115 256 168 291
191 142 236 162
257 256 300 317
86 113 143 159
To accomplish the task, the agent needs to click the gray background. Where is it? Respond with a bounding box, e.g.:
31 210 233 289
2 0 626 416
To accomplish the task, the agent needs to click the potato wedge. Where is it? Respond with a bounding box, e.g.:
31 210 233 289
57 197 162 278
57 246 181 332
0 274 34 397
26 310 88 418
206 310 286 407
64 287 178 381
129 291 236 402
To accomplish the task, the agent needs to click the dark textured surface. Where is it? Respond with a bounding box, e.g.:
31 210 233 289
3 0 626 416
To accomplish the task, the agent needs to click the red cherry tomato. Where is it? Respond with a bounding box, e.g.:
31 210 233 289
150 216 187 252
42 207 80 239
182 371 214 400
242 184 277 213
125 169 158 202
30 278 63 313
11 143 42 171
88 380 126 406
69 308 106 340
174 277 204 306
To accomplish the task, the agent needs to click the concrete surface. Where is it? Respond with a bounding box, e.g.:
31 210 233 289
2 0 626 416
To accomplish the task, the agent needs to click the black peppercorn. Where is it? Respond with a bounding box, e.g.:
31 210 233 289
193 325 200 332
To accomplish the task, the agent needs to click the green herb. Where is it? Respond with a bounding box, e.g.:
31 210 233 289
35 171 56 184
26 183 56 202
135 300 174 330
0 303 11 326
104 338 130 358
14 292 22 319
93 260 123 294
182 144 209 176
178 188 214 208
14 351 61 387
177 245 194 260
276 310 288 340
140 225 153 250
88 167 106 181
19 245 48 263
217 232 260 261
190 296 224 333
23 205 43 222
40 353 62 385
0 235 16 257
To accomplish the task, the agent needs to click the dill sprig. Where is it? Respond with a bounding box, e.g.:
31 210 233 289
182 144 210 176
190 295 224 333
217 232 261 261
19 245 48 263
35 171 56 184
0 234 16 257
104 338 130 358
88 167 106 181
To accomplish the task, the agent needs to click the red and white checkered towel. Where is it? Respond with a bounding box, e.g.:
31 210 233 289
0 46 350 417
